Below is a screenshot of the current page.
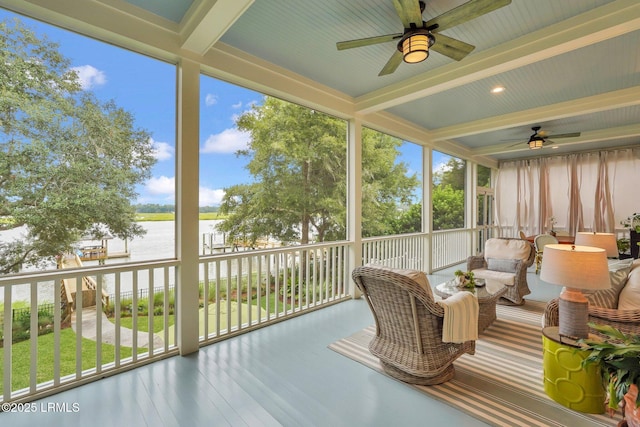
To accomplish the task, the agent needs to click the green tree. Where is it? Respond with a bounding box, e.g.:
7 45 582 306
432 156 466 230
432 185 465 230
0 19 155 274
216 97 418 245
390 203 422 235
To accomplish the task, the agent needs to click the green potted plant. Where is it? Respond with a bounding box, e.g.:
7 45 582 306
453 269 475 288
622 213 640 233
619 238 632 259
580 323 640 422
622 213 640 259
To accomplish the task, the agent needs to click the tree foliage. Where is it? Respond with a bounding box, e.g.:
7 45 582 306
216 97 418 245
0 18 155 274
432 156 466 230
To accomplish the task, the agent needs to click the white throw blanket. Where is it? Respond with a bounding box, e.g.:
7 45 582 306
436 291 479 343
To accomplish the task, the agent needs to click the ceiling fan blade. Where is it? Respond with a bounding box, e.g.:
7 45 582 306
393 0 423 29
379 50 404 76
507 141 526 148
431 33 475 61
545 132 581 139
425 0 511 33
336 33 403 51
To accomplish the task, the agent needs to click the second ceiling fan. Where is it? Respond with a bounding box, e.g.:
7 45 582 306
336 0 512 76
510 126 582 150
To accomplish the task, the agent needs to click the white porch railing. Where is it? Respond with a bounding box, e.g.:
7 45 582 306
1 260 179 404
362 229 472 273
362 233 424 270
0 232 474 404
197 242 351 344
0 242 352 403
432 229 473 270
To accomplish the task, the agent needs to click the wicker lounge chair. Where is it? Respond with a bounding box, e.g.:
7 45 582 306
351 265 475 385
466 237 535 305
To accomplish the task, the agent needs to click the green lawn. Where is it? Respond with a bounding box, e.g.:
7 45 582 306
0 329 138 392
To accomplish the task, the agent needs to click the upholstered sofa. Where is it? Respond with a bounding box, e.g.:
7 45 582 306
544 259 640 338
467 237 535 305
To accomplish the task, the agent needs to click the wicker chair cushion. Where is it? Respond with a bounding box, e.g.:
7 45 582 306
587 266 631 309
483 238 531 261
486 257 519 273
472 268 516 286
364 264 434 300
618 269 640 310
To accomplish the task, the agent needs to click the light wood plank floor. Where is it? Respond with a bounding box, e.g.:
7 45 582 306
1 264 560 427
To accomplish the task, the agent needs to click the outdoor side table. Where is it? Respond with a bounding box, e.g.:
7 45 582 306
541 326 605 414
434 279 507 334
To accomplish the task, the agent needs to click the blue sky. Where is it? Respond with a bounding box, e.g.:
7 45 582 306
2 9 450 207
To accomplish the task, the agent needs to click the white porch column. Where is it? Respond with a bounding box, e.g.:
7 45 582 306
467 161 478 255
347 118 362 298
423 147 433 273
176 58 200 355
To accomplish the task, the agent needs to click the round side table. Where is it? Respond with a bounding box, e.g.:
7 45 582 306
541 326 605 414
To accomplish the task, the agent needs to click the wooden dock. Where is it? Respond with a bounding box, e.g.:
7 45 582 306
60 255 110 311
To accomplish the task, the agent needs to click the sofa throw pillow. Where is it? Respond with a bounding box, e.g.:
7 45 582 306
486 257 519 273
618 269 640 311
587 266 631 309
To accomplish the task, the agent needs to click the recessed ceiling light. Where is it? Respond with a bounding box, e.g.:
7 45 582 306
491 86 505 94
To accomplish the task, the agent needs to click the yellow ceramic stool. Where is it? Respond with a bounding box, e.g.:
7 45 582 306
542 327 605 414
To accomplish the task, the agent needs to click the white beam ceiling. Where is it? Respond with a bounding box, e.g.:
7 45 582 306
354 0 640 115
180 0 254 55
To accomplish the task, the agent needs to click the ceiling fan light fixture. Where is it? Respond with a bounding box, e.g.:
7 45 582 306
399 30 435 64
528 137 544 150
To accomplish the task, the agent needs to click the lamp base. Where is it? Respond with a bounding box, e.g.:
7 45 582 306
558 288 589 340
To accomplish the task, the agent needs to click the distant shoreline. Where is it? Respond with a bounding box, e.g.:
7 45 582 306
134 213 227 221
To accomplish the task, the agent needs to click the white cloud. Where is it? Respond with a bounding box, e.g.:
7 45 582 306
71 65 106 90
433 161 449 174
146 176 174 195
205 94 218 106
232 101 242 109
150 138 174 161
144 177 225 206
199 187 225 206
201 128 250 154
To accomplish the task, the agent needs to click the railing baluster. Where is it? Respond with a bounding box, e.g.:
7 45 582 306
115 272 121 367
29 281 37 393
54 278 62 387
148 268 154 356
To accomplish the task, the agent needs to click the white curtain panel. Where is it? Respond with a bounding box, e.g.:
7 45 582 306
495 147 640 236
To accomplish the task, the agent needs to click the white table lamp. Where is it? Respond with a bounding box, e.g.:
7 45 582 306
574 232 619 258
540 244 610 339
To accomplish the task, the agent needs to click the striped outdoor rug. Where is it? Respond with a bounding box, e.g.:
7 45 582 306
328 301 617 427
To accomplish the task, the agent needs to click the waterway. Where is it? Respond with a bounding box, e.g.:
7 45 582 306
1 220 227 304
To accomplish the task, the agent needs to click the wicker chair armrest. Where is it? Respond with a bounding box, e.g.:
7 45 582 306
466 255 486 271
544 298 559 327
589 306 640 323
422 297 445 318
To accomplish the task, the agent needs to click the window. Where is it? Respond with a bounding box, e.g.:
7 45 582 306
199 81 348 247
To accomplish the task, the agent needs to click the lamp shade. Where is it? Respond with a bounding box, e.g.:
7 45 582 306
399 30 435 64
540 244 610 291
574 232 618 258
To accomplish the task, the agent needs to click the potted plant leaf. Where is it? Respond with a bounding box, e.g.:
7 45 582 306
453 269 475 288
580 323 640 423
621 213 640 259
